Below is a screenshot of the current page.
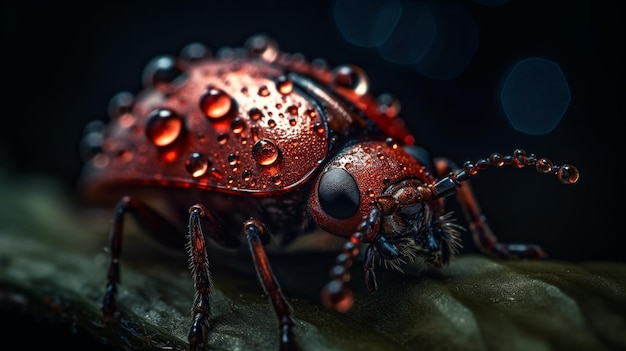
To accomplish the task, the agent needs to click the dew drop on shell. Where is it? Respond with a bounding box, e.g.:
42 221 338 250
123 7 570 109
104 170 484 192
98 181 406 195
248 107 264 121
145 108 183 147
252 138 280 166
231 116 246 134
330 64 369 95
199 87 233 119
185 152 210 177
275 75 293 95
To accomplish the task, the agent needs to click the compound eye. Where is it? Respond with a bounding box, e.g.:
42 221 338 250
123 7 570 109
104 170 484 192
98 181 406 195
318 168 360 219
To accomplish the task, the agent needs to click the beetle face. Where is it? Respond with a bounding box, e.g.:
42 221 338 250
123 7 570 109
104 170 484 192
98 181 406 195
309 139 462 268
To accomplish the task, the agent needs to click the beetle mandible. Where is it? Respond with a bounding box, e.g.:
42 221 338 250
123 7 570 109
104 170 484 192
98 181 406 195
78 33 580 351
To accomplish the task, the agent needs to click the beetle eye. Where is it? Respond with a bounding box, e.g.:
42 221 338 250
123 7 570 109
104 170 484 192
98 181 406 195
318 168 360 219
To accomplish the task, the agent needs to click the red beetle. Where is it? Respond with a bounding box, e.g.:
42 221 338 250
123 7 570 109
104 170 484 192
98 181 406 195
79 34 579 351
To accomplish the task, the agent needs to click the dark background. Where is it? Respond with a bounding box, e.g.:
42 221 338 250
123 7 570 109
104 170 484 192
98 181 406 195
1 0 623 262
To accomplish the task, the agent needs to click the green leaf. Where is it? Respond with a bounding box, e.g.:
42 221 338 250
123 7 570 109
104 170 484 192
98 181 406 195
1 168 625 351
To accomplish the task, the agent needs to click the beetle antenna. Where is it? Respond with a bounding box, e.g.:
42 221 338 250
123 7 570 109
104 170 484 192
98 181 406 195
429 149 580 200
321 207 379 312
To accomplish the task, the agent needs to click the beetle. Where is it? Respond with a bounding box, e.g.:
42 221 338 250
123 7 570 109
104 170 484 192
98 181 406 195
78 34 579 351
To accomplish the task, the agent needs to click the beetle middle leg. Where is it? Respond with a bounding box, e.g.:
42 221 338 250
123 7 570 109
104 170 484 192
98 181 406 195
243 218 295 351
187 207 295 351
434 158 547 259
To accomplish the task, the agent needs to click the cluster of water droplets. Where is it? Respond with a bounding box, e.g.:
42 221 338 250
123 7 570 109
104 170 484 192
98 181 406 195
80 34 414 191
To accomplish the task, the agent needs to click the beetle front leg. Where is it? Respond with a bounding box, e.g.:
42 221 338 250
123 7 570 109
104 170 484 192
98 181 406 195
244 218 295 351
434 158 547 259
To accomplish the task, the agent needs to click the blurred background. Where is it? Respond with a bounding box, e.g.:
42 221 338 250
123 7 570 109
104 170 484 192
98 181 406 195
1 0 623 262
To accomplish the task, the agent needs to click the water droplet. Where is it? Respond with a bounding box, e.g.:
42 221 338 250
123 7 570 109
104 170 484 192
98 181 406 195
241 87 249 95
142 55 182 88
258 85 270 97
185 152 210 177
117 148 133 163
93 153 109 168
210 167 224 180
231 116 246 134
557 164 579 184
242 169 253 181
305 109 317 119
145 108 183 147
385 137 398 149
248 107 264 120
314 122 325 134
244 34 279 62
276 103 283 109
289 119 297 126
252 138 280 166
536 158 553 173
228 153 239 166
118 113 136 128
271 174 282 185
180 42 211 62
275 75 293 95
286 105 298 115
199 87 233 119
489 153 505 167
108 91 134 118
217 133 229 145
377 93 401 118
268 119 277 128
330 64 369 95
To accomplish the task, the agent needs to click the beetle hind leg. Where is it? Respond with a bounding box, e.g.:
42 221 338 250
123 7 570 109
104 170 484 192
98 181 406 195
434 158 548 259
102 196 186 322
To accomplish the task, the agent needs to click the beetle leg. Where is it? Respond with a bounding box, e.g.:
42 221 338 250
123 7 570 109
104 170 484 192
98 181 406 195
434 158 547 259
187 204 213 351
321 207 379 312
102 196 186 322
243 218 296 351
363 244 378 293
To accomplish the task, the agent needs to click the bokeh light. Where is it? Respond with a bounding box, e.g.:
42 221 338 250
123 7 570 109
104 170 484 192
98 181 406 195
335 1 478 80
500 57 571 135
333 0 403 48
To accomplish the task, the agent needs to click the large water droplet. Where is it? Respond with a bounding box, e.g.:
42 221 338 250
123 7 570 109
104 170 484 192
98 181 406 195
252 138 280 166
185 152 210 177
199 87 233 119
330 64 369 95
145 108 183 147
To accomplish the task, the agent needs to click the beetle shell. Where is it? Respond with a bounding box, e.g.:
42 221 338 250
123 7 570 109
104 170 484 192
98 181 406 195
82 60 331 198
